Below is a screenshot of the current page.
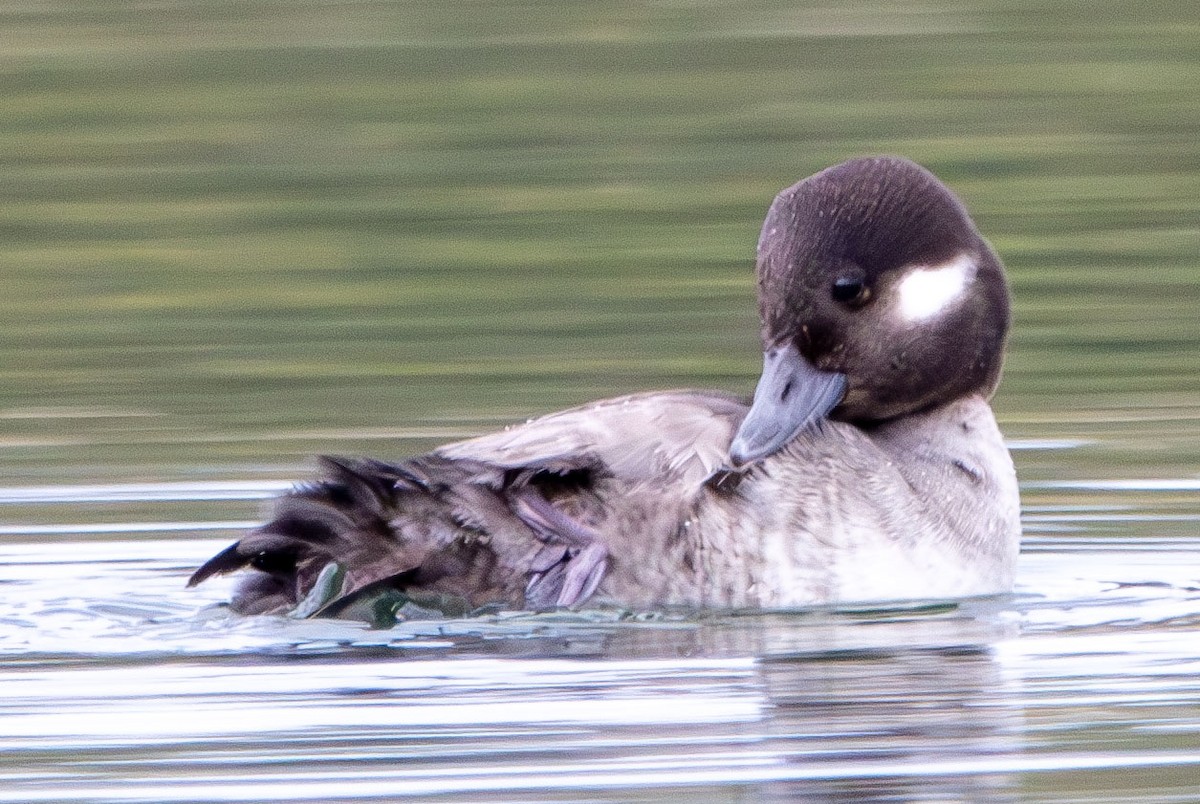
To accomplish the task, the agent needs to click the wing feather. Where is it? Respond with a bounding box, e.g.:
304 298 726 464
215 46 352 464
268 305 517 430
436 390 746 488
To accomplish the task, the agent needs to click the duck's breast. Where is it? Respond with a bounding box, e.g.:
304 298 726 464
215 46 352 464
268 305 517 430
685 396 1019 608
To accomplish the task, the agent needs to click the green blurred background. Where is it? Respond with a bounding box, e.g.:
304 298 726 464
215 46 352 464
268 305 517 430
2 0 1198 487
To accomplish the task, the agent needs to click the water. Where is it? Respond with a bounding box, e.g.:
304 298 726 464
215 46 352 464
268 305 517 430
3 479 1199 802
4 0 1200 801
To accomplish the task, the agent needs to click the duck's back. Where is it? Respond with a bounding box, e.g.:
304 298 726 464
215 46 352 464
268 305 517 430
437 389 746 489
190 390 750 615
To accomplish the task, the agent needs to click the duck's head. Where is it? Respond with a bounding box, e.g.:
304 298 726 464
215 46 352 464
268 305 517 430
729 156 1010 467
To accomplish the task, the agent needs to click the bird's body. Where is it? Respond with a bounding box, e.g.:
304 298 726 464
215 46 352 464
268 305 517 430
190 156 1022 619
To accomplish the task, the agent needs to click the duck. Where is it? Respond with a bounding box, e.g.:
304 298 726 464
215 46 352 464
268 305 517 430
189 156 1021 619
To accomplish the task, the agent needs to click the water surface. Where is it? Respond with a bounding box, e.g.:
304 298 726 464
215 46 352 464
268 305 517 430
2 1 1200 801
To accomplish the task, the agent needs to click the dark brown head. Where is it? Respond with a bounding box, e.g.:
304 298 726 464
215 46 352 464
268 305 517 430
730 156 1010 466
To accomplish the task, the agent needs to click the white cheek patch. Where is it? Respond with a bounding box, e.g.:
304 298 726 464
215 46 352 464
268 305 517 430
895 252 976 323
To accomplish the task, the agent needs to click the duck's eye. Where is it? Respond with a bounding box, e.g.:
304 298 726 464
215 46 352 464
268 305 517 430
831 276 870 307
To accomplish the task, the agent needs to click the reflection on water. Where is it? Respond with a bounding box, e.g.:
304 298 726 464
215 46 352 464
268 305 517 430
2 477 1200 802
3 0 1200 800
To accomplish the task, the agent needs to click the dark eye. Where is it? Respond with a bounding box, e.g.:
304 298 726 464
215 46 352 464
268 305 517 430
831 276 870 307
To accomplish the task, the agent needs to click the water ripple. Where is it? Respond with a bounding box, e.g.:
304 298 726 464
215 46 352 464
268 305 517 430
0 481 293 505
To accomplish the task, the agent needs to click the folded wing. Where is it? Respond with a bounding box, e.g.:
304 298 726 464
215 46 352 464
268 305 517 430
189 390 747 618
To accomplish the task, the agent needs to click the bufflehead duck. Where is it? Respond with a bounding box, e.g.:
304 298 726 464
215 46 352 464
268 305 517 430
190 156 1020 617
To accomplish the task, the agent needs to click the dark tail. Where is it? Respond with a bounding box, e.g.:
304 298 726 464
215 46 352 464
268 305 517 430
188 455 605 619
189 456 436 616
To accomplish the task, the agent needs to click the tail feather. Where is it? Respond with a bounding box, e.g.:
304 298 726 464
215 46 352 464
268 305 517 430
191 454 544 617
187 542 249 588
315 455 404 511
190 457 421 615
